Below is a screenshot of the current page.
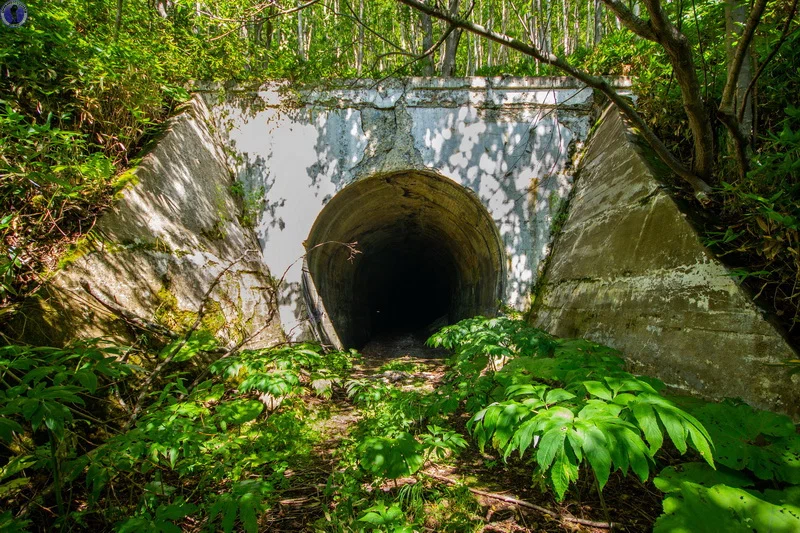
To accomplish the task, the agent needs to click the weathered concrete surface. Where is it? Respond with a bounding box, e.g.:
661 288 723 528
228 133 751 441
7 97 281 348
209 77 621 339
533 106 800 417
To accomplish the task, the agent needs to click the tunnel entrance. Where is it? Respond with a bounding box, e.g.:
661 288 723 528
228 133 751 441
304 170 505 349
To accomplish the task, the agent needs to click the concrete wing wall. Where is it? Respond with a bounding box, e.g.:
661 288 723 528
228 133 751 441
533 106 800 417
6 97 282 349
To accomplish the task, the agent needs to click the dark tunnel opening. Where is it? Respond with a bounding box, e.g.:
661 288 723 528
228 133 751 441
360 239 454 336
304 170 506 349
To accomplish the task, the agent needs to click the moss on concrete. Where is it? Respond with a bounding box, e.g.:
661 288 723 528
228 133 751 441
111 167 140 200
154 287 226 336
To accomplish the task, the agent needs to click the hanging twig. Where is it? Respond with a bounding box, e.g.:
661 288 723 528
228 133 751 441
206 0 321 42
425 471 618 529
122 251 254 429
81 280 179 340
178 240 360 398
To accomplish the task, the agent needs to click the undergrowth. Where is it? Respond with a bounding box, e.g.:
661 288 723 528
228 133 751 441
0 340 355 532
1 316 798 531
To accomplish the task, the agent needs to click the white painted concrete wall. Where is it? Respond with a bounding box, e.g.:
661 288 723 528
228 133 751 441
208 78 610 337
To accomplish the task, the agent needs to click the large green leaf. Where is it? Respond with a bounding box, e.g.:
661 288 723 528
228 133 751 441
654 463 753 493
214 400 264 427
358 433 425 479
688 401 798 479
159 330 219 363
630 394 714 467
654 466 800 533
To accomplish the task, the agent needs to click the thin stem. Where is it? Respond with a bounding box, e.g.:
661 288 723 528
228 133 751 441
594 472 612 526
49 431 65 520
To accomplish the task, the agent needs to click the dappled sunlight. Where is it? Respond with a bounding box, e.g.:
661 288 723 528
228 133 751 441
214 78 593 336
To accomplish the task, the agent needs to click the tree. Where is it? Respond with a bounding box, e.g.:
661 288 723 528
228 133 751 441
440 0 464 75
397 0 713 197
393 0 793 199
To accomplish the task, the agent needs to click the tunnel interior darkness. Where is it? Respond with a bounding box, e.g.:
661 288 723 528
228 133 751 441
304 170 506 349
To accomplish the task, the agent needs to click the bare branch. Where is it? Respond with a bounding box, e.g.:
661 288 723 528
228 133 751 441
368 22 457 86
81 280 178 340
326 1 408 54
206 0 321 42
425 471 617 529
601 0 656 40
124 251 255 428
179 240 360 398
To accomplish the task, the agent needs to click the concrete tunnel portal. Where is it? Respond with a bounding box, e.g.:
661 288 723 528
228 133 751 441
304 170 506 349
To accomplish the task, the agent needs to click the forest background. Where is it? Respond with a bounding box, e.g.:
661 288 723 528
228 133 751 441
1 1 800 531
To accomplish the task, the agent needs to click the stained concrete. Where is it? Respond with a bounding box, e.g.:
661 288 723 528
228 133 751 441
533 106 800 417
7 97 281 348
209 77 619 341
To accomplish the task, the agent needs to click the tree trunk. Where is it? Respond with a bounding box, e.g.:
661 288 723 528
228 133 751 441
594 0 603 44
441 0 463 76
156 0 170 18
604 0 716 181
265 5 275 49
562 0 569 53
357 0 365 75
421 1 435 75
726 0 753 136
297 0 306 61
644 0 714 179
466 33 473 74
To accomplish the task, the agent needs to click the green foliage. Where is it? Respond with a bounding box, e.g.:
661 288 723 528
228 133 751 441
419 424 468 461
357 501 413 532
430 316 713 501
654 463 800 532
0 338 357 531
359 432 426 479
710 108 800 340
158 329 219 362
210 342 338 398
207 480 274 533
117 498 198 533
681 400 799 483
0 511 31 533
0 341 131 441
651 396 800 531
4 316 796 530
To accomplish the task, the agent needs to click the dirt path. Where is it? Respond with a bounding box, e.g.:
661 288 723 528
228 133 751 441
262 334 447 531
262 334 659 532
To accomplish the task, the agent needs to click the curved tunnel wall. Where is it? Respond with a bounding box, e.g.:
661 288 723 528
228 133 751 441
305 170 505 348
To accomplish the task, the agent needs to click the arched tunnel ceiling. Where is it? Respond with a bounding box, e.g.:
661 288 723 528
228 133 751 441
305 170 506 348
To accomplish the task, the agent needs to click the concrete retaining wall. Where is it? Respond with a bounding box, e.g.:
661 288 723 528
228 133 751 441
533 106 800 417
209 77 608 337
6 97 282 349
